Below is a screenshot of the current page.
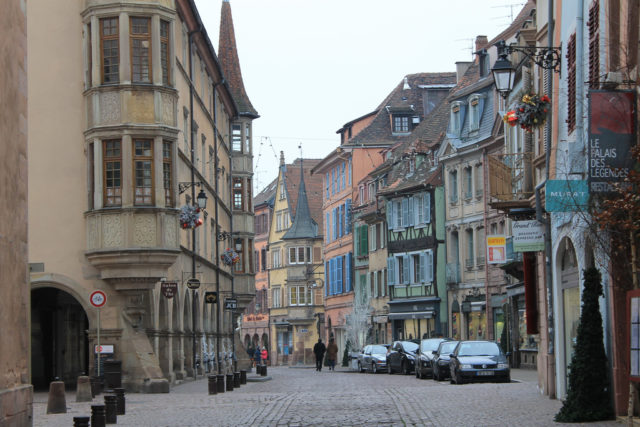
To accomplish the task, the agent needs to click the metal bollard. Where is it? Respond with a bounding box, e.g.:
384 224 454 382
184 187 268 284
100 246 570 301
73 416 90 427
260 364 267 376
113 388 125 415
91 404 106 427
240 370 247 385
233 372 240 388
104 394 117 424
207 375 217 395
226 374 234 391
216 374 225 393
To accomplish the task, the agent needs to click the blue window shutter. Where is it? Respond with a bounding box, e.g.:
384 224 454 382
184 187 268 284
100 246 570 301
325 173 329 199
402 198 408 227
325 261 328 296
330 259 335 295
345 199 352 234
332 209 336 240
403 255 410 284
427 250 434 282
331 169 334 194
341 162 346 190
346 252 352 291
408 197 414 227
420 252 426 282
387 257 395 285
340 205 344 236
425 193 431 223
326 212 330 242
363 225 368 253
348 160 352 185
386 201 393 229
337 256 343 293
337 206 342 237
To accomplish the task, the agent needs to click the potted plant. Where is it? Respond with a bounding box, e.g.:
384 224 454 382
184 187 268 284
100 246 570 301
504 93 551 132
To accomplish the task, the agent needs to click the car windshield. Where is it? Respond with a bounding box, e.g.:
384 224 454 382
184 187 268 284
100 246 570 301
420 339 444 352
370 345 387 354
439 341 458 354
402 341 419 352
457 341 501 356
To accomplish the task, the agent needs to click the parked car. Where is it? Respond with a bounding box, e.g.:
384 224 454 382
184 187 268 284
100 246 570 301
415 338 450 379
387 341 419 375
431 340 459 381
449 340 510 384
357 344 389 373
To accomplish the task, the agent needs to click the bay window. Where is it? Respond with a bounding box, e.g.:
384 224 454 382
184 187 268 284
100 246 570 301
130 17 151 83
100 17 119 84
133 139 153 205
103 140 122 206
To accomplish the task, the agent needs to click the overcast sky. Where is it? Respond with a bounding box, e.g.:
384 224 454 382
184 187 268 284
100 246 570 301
194 0 524 192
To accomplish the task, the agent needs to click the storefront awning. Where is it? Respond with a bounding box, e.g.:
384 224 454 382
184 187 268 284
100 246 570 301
388 311 434 320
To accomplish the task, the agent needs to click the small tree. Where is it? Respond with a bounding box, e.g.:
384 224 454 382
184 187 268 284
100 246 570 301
555 267 614 422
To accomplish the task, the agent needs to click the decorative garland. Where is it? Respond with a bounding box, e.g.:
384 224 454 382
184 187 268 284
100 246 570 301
179 205 203 229
504 93 551 132
221 248 240 266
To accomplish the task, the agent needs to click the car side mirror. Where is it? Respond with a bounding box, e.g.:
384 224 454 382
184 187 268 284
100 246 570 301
432 350 437 355
449 353 456 358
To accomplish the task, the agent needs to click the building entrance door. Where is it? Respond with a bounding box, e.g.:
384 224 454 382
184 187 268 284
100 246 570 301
31 287 89 390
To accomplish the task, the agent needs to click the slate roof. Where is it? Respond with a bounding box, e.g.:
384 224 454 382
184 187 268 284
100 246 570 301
254 177 277 208
344 72 456 147
283 160 318 239
282 158 324 234
218 0 259 118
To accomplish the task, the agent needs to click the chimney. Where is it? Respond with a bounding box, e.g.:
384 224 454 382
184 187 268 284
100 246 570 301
280 151 285 166
475 35 488 63
455 61 472 83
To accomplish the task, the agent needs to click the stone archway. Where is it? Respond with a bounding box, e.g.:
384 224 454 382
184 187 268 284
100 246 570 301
31 287 89 390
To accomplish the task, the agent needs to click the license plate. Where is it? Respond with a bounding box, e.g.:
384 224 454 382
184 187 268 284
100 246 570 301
477 371 494 376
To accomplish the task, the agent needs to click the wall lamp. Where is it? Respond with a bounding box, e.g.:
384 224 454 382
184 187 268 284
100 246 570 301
491 39 562 98
179 182 208 210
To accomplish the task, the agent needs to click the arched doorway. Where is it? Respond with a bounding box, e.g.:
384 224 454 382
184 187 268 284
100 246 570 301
31 287 89 390
559 238 580 392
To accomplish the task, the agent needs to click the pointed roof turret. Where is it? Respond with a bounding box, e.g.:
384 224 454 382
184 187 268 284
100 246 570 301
219 0 259 118
283 159 318 239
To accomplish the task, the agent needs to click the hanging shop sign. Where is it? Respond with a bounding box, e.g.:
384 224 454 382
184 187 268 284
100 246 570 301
512 220 545 252
545 180 589 212
486 235 507 264
589 90 637 194
161 281 178 298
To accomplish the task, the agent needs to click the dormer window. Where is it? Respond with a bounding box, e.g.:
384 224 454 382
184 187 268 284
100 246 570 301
450 102 463 134
468 94 483 132
393 115 410 133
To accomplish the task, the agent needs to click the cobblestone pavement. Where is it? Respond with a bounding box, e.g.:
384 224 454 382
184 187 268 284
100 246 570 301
33 367 620 427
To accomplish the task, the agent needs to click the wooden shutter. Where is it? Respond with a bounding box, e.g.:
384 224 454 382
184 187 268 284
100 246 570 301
324 261 328 296
566 33 577 133
424 193 431 223
588 1 600 89
346 252 352 292
401 198 409 227
420 252 426 282
403 255 410 284
408 197 414 227
387 257 395 285
386 200 393 229
337 256 343 293
345 199 352 234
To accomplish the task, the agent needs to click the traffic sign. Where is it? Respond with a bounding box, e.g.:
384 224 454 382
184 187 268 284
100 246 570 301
186 278 201 289
205 292 218 304
224 298 237 310
90 290 107 308
161 281 178 298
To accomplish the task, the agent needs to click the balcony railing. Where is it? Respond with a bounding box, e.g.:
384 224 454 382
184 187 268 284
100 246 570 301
465 258 475 270
476 256 485 267
446 263 461 284
488 152 534 203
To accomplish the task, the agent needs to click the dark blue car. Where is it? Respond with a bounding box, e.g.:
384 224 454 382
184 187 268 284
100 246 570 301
449 340 510 384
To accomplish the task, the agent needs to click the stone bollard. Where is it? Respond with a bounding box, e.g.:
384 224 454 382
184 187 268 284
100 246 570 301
225 374 234 391
90 376 103 398
240 370 247 385
113 388 125 415
233 372 241 388
73 416 91 427
46 380 67 414
207 375 217 395
260 364 267 377
91 404 106 427
76 376 92 402
216 374 225 393
104 394 117 424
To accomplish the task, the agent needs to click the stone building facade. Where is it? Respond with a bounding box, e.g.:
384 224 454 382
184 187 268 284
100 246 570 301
0 0 33 424
27 0 255 392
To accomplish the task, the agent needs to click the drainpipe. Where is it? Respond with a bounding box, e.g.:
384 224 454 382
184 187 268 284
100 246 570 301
212 79 223 374
482 148 491 340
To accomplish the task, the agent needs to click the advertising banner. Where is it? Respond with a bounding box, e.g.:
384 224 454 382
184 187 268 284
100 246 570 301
512 220 545 252
487 235 507 264
545 179 589 212
589 90 637 193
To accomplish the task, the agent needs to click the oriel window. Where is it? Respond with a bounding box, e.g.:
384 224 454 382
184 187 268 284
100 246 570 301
133 139 153 205
163 141 172 207
160 20 170 85
100 17 119 84
103 140 122 206
233 178 243 210
130 17 151 83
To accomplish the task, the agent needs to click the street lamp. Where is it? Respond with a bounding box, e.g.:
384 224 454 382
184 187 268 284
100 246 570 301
491 39 562 98
196 189 208 210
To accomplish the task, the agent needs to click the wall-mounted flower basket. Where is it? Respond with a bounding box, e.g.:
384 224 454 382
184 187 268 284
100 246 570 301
221 248 240 266
179 205 203 229
504 93 551 132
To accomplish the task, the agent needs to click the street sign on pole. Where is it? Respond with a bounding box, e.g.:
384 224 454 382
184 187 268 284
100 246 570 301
224 298 237 310
186 278 201 289
90 290 107 308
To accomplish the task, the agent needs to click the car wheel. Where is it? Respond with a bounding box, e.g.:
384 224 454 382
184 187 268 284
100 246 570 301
358 362 363 373
416 367 420 379
402 361 410 375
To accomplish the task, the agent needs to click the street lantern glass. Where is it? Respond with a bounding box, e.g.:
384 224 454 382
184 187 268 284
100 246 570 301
492 55 515 98
196 189 208 210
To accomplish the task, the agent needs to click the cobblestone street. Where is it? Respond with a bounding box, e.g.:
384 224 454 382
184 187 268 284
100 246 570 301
33 366 619 426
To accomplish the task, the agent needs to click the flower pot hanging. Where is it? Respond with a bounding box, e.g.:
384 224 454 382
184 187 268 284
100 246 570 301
504 93 551 132
179 205 203 229
221 248 240 266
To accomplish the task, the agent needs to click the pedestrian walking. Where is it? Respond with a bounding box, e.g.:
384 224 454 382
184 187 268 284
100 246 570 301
261 347 268 365
313 338 326 371
326 338 338 371
254 346 262 365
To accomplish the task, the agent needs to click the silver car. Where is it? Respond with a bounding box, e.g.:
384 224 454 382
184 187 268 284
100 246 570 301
357 344 389 373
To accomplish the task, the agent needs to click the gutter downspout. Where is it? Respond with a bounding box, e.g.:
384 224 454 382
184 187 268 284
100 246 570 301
213 79 223 374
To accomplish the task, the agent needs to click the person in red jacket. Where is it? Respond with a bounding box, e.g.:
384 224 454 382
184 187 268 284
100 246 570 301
261 347 268 365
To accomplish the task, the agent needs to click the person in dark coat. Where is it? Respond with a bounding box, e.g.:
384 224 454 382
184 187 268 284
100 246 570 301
313 338 326 371
254 346 262 365
326 338 338 371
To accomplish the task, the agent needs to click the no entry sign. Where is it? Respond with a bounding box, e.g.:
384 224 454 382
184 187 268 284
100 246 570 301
90 290 107 308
